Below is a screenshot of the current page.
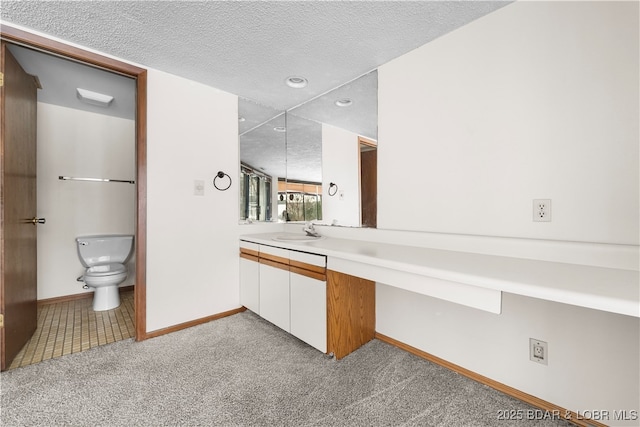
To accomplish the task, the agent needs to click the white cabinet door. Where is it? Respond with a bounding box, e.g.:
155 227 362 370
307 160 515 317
239 257 260 314
259 263 290 332
290 272 326 353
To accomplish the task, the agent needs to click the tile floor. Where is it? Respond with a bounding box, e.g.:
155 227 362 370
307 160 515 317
8 290 135 370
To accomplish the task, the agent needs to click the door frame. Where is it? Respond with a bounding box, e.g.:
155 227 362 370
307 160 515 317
0 25 149 341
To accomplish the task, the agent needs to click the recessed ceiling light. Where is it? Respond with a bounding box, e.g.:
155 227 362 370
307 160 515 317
285 76 308 89
238 116 246 122
273 126 287 132
76 88 114 107
335 98 353 107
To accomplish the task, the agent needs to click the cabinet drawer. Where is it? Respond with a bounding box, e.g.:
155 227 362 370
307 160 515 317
240 240 260 252
289 251 325 267
289 251 326 279
240 240 259 259
259 245 290 265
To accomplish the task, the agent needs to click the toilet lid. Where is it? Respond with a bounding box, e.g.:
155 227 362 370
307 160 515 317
86 263 126 277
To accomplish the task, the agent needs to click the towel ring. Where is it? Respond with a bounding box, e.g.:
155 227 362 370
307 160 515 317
328 182 338 196
213 171 232 191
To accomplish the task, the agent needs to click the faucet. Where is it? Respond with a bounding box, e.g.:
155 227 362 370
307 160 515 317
302 222 321 237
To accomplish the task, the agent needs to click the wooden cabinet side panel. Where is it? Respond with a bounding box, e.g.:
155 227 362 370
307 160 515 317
327 270 375 359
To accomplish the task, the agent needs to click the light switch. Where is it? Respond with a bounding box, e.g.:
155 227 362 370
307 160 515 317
194 180 205 196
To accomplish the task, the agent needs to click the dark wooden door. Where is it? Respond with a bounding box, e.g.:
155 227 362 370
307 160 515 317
1 42 39 371
360 142 377 228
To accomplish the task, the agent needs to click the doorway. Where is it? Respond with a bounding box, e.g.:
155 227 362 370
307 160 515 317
0 25 148 371
359 136 377 228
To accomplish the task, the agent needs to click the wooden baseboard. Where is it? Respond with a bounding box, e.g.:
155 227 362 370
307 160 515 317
37 285 135 306
141 307 247 340
375 332 607 427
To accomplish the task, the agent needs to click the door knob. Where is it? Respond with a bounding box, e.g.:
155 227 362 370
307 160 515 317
30 217 46 225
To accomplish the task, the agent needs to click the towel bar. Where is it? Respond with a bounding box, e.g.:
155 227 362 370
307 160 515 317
58 176 135 184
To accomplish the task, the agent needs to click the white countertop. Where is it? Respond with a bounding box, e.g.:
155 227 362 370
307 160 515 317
240 232 639 318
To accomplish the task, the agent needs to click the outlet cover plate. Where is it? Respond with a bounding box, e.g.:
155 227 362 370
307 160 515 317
529 338 548 365
533 199 551 222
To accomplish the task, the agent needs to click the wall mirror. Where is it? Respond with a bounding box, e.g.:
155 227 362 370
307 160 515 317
288 69 378 227
238 70 378 226
238 99 285 222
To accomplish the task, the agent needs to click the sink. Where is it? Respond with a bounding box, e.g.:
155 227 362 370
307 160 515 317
272 234 325 242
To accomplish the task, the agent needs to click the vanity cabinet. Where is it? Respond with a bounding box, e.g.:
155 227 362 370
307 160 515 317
239 239 375 359
239 241 260 314
290 251 327 353
259 246 292 332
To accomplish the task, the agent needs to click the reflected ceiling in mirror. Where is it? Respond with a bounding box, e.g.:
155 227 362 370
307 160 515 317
239 98 286 179
285 114 322 183
288 70 377 141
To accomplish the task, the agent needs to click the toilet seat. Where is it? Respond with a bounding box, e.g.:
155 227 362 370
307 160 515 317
83 262 127 289
86 262 126 277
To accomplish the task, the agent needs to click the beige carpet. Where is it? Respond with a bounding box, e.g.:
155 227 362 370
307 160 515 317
1 310 571 426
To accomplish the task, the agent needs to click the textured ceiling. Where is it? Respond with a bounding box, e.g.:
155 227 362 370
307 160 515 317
1 1 510 183
1 1 509 111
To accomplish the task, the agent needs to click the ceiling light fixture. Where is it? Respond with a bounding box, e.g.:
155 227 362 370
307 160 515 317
335 98 353 107
238 116 246 122
76 88 114 107
273 126 286 132
285 76 308 89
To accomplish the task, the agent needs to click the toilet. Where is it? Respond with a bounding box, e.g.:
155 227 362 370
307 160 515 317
76 234 134 311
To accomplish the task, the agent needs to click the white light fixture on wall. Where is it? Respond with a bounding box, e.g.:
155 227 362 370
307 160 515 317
76 88 114 107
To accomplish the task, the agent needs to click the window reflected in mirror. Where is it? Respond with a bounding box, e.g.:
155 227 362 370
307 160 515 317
240 165 272 221
277 181 322 222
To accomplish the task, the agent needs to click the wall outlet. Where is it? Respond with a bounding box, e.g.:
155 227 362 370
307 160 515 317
533 199 551 222
529 338 548 365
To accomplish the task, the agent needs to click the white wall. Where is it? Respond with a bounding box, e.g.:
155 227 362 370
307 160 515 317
378 1 639 245
322 123 360 227
373 2 640 423
37 103 136 300
146 69 240 332
377 286 639 424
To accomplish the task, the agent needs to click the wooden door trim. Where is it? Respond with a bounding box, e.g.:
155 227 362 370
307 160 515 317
0 26 145 76
0 24 149 341
358 136 377 148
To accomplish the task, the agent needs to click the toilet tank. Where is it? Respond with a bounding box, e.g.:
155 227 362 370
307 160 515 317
76 235 134 267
